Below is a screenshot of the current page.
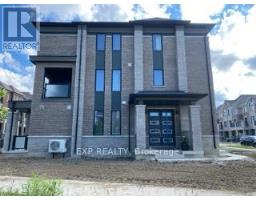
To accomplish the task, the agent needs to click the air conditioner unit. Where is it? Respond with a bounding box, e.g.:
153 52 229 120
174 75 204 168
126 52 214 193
48 139 67 153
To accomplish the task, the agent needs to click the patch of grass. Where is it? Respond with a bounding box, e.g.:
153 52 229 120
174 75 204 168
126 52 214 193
0 174 63 196
221 143 256 150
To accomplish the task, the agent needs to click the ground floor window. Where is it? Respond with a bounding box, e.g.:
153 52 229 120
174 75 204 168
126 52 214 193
94 111 104 135
111 111 121 135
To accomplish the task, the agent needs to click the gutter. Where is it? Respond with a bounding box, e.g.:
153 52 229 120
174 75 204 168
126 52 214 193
74 26 83 154
204 36 217 149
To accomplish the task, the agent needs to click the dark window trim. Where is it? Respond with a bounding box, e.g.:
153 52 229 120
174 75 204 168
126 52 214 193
111 69 121 92
111 110 121 135
153 69 164 87
96 33 106 51
42 67 72 99
152 34 163 52
112 33 121 51
93 110 104 136
95 69 105 92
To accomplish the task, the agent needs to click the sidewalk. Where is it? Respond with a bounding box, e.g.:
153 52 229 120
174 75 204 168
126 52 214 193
0 176 253 196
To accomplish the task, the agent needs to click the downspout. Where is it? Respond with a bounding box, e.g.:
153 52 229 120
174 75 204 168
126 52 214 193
8 101 15 151
128 104 131 154
204 36 217 149
74 26 83 154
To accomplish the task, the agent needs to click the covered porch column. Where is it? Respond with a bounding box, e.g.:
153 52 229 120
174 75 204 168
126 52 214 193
3 111 18 151
135 104 146 149
189 105 203 151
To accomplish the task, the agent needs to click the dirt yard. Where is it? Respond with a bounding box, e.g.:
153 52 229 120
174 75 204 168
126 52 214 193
0 156 256 193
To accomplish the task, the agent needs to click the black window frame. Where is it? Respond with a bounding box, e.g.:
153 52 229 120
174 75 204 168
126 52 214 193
112 33 121 51
95 69 105 92
152 34 162 51
112 69 121 92
96 33 106 51
111 110 121 135
93 110 104 135
42 67 72 99
153 69 164 86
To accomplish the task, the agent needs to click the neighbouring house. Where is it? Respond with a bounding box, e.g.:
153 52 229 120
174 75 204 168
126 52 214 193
0 81 31 150
217 95 256 142
3 18 219 159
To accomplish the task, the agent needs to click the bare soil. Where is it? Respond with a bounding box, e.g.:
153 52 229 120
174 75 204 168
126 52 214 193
0 156 256 193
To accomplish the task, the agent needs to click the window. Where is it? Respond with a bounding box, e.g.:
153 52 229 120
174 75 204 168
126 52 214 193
112 70 121 91
153 69 164 86
153 34 162 51
0 96 3 104
96 34 105 51
94 111 104 135
112 34 121 51
43 68 72 98
111 111 121 135
96 70 104 91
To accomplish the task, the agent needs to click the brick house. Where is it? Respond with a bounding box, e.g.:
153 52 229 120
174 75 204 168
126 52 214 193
217 95 256 142
3 18 219 159
0 81 31 150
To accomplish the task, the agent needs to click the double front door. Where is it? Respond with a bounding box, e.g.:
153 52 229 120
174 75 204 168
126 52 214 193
148 109 175 149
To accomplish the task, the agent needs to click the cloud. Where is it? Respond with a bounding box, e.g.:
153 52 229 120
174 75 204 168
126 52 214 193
243 57 256 70
212 61 256 102
180 3 224 22
0 65 34 93
215 91 227 107
210 5 256 60
38 4 170 22
0 52 23 73
211 50 238 71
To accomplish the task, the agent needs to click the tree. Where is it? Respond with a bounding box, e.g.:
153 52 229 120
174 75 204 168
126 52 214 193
0 87 8 122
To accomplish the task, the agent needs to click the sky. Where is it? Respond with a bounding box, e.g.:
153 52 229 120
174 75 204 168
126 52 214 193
0 4 256 106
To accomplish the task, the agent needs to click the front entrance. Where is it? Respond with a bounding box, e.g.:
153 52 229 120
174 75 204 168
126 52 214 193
148 109 175 149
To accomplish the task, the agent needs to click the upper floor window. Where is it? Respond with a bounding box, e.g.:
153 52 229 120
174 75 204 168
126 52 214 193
95 70 105 92
112 34 121 51
43 68 72 98
96 34 105 51
153 34 162 51
112 70 121 91
153 69 164 86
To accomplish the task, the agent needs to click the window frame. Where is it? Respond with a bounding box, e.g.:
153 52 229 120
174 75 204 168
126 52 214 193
112 33 121 51
93 110 104 135
153 69 164 86
152 34 162 51
111 110 121 135
95 69 105 92
96 33 106 51
112 69 121 92
42 68 72 99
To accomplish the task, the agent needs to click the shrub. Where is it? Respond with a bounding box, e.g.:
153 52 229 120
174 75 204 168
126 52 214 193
0 174 63 196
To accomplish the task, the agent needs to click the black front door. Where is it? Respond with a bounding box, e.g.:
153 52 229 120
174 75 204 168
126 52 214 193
148 109 175 149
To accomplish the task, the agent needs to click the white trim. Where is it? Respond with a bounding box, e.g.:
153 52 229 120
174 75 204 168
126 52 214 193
82 135 132 138
41 33 77 36
27 136 71 138
185 35 205 37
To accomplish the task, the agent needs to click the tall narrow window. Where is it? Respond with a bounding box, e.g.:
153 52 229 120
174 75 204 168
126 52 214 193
96 34 105 51
95 70 104 91
153 34 162 51
111 111 121 135
94 111 104 135
153 69 164 86
112 34 121 51
43 68 72 98
112 70 121 91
